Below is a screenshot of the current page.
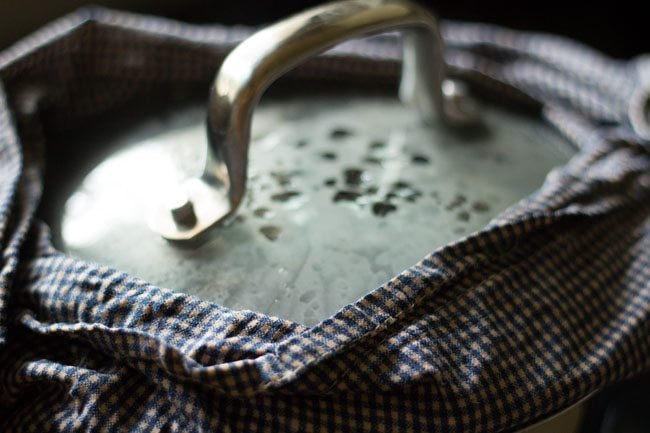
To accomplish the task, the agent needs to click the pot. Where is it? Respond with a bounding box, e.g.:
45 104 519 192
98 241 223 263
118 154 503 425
39 1 589 431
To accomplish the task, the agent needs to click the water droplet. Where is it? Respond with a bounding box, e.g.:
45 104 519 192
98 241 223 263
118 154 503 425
388 181 422 202
363 156 383 165
253 207 273 218
411 154 430 164
472 201 490 213
343 168 365 186
333 190 362 202
320 151 337 161
299 290 316 303
271 191 301 202
270 171 301 187
260 225 281 241
372 202 397 217
330 128 353 140
446 194 467 210
365 186 379 195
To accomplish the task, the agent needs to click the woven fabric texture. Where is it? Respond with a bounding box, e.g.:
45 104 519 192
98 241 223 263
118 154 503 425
0 7 649 433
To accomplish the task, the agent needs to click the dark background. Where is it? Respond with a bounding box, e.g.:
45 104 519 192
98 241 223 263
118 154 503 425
1 0 648 59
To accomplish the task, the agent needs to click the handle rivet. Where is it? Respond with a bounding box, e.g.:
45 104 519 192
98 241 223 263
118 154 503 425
167 189 198 228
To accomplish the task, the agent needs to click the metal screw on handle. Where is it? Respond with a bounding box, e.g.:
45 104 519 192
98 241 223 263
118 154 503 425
149 0 478 241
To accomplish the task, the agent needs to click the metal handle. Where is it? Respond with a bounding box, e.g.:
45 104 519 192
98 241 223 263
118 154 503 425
150 0 475 241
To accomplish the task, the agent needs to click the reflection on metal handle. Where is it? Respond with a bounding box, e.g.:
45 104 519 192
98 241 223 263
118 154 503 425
150 0 476 241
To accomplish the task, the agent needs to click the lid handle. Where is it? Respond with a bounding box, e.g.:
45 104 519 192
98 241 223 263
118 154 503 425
150 0 476 241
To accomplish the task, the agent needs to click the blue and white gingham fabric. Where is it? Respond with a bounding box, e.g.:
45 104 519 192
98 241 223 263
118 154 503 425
0 7 649 433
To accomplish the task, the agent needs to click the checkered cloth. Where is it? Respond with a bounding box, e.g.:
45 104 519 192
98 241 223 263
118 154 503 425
0 7 649 433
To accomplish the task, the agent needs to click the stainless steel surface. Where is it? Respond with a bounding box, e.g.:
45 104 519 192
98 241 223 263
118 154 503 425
520 392 595 433
55 95 574 326
150 0 477 241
